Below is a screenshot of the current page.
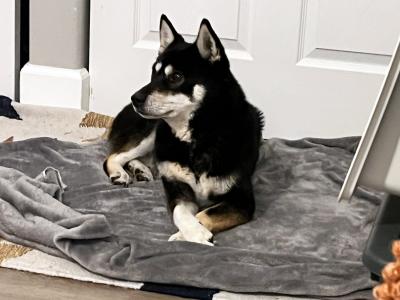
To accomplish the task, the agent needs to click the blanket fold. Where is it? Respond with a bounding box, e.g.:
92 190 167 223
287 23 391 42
0 165 113 260
0 137 383 298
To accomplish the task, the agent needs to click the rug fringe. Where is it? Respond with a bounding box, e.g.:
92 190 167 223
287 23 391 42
79 112 114 129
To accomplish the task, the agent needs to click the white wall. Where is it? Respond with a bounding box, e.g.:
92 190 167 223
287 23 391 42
0 0 18 100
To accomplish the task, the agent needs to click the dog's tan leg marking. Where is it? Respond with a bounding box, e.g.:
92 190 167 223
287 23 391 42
196 203 249 234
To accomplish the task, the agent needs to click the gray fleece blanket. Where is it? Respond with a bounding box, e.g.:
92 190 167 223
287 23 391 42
0 137 382 298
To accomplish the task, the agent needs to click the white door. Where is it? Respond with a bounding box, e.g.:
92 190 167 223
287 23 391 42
0 0 19 100
89 0 400 139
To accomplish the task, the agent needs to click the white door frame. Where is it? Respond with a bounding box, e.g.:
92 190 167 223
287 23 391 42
0 0 20 100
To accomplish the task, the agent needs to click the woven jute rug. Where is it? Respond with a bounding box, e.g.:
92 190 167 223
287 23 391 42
0 240 32 264
79 111 114 129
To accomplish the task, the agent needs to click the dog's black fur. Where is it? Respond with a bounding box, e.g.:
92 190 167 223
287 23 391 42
105 15 263 245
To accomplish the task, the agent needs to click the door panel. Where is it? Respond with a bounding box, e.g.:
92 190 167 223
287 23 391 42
317 0 400 55
89 0 400 138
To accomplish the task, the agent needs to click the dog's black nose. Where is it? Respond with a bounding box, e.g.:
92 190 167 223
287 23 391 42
131 91 147 106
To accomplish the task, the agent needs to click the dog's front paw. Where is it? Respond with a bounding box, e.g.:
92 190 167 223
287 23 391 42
188 225 214 246
168 231 186 242
109 170 131 186
134 168 153 182
127 160 154 182
168 228 214 246
178 224 214 246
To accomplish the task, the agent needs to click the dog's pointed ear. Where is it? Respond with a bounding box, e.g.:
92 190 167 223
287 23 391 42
195 19 226 63
159 14 183 54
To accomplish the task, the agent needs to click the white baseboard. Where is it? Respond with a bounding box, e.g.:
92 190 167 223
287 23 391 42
20 63 90 110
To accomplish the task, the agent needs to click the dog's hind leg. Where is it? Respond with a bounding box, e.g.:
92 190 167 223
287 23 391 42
196 202 251 234
196 181 255 234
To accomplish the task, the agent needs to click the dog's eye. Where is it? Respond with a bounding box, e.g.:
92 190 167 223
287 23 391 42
167 72 184 84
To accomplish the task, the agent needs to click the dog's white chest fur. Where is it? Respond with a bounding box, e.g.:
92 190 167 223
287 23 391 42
158 161 236 204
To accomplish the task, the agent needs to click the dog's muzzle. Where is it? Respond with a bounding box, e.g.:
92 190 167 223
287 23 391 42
131 90 147 108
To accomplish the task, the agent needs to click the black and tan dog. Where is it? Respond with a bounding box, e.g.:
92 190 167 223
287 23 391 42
104 15 264 245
